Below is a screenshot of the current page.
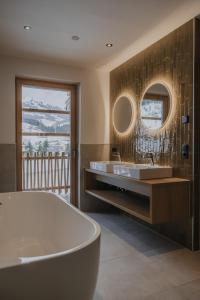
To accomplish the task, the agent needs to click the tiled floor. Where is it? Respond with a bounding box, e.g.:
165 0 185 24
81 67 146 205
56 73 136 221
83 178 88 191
88 212 200 300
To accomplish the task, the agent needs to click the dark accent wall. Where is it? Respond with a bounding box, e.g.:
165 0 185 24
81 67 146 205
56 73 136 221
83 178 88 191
110 20 198 249
193 18 200 250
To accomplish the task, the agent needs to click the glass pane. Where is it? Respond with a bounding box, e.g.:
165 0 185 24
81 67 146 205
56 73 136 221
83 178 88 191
142 119 162 129
22 136 70 153
22 86 71 111
22 111 70 134
141 99 163 118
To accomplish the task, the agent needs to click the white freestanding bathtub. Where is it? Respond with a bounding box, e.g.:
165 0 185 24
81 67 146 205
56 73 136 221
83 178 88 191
0 192 101 300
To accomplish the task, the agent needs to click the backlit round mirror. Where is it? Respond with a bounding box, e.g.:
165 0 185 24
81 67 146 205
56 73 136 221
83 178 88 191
113 95 135 135
140 83 171 130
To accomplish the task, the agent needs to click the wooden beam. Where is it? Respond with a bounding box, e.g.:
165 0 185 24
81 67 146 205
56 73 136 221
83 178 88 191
22 132 70 137
23 108 70 115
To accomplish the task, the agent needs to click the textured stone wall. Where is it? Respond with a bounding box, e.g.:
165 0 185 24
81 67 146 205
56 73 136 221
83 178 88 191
110 20 194 248
110 20 193 180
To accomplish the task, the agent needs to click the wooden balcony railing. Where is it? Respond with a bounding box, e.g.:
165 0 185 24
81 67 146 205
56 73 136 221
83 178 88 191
22 152 70 194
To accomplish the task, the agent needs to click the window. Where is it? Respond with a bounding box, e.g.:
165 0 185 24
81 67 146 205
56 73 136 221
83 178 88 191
22 85 71 153
16 79 77 204
141 93 169 129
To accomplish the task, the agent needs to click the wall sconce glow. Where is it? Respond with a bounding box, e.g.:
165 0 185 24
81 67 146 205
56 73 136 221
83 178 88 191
140 80 175 134
24 25 32 31
112 93 137 137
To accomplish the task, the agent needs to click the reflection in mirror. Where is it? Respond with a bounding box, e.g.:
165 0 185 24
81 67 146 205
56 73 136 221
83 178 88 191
113 96 134 134
141 83 171 130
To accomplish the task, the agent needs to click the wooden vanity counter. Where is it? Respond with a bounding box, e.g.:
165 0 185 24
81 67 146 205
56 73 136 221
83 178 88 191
84 168 191 224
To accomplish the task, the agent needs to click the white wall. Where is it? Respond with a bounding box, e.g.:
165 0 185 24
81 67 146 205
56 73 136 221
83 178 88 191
0 55 110 145
102 1 200 72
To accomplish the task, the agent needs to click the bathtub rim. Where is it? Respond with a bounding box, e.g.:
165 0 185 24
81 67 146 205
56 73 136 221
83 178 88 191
0 191 101 271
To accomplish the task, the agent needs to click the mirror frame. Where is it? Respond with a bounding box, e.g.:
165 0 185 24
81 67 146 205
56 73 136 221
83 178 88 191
140 81 173 132
112 94 137 136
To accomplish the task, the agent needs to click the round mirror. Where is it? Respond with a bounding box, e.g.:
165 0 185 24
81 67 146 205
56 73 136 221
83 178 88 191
140 83 171 130
113 95 135 135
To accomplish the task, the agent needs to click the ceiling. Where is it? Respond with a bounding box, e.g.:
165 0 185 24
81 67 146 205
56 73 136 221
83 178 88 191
0 0 197 69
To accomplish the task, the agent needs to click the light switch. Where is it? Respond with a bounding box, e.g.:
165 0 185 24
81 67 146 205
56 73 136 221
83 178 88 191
182 144 189 159
182 115 189 124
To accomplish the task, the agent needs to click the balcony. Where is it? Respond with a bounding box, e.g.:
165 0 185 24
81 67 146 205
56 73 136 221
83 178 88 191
22 152 70 195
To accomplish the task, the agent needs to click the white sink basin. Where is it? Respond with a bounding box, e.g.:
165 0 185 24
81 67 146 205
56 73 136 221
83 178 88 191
90 161 133 173
113 164 173 179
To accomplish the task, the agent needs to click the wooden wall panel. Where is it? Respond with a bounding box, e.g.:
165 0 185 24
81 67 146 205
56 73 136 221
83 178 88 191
110 20 194 248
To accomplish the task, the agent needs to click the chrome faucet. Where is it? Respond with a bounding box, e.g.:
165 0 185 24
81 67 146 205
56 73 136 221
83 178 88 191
112 148 121 162
144 152 154 166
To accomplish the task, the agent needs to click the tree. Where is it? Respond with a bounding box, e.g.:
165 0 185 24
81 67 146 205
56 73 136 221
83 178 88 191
43 139 49 152
65 143 70 154
37 141 43 152
25 141 34 153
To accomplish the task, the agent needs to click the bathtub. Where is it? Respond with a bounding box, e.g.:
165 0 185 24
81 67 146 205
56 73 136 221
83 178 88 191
0 192 101 300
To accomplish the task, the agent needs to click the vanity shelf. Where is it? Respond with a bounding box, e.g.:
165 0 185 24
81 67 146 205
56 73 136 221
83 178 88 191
85 189 150 222
84 168 191 224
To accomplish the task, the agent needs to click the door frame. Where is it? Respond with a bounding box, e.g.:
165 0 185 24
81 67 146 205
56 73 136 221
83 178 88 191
15 77 77 206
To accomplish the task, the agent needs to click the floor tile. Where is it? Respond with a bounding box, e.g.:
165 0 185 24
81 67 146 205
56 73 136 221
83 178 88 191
95 254 173 300
99 226 135 262
140 279 200 300
89 212 200 300
149 248 200 286
89 212 181 256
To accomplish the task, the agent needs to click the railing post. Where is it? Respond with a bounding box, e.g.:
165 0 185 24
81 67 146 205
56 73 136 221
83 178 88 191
26 152 29 190
22 151 25 190
30 152 33 190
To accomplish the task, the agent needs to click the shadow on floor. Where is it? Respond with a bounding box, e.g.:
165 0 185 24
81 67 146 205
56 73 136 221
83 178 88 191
88 211 183 257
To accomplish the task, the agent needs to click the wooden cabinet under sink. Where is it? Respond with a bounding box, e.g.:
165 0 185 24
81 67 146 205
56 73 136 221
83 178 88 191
84 168 191 224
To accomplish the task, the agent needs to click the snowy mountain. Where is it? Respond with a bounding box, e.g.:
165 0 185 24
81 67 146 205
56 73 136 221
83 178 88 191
23 98 68 111
23 98 70 134
22 98 71 153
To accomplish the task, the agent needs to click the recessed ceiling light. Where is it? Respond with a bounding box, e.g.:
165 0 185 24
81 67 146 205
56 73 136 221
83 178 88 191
106 42 113 47
72 35 80 41
24 25 32 31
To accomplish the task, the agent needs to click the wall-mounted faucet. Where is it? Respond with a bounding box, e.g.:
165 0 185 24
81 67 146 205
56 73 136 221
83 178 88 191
111 148 121 162
144 152 154 166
